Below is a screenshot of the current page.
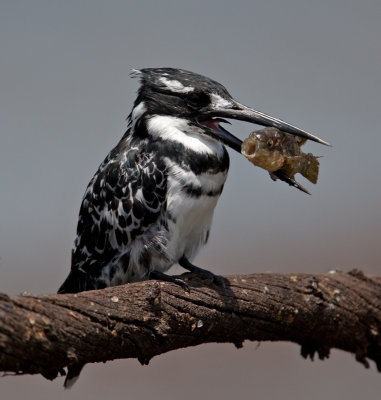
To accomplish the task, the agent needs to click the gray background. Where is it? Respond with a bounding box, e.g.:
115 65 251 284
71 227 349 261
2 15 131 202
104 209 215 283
1 1 381 399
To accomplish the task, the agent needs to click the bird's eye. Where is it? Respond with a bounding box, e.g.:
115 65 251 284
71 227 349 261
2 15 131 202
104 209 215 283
185 92 210 109
267 139 274 148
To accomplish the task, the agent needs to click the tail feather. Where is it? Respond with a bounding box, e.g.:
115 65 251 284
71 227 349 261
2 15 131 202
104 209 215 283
58 269 88 294
58 272 87 388
64 364 85 389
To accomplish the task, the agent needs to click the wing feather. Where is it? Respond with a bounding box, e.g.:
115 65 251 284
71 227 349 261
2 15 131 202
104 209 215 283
58 136 167 293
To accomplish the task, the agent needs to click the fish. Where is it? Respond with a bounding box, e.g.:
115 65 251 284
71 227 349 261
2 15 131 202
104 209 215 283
241 127 320 194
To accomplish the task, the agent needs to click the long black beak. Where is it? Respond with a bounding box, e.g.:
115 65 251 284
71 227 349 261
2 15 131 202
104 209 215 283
206 99 330 151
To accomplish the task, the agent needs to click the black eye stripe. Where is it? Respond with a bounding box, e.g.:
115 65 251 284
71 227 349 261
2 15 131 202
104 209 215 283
187 92 201 101
185 92 210 108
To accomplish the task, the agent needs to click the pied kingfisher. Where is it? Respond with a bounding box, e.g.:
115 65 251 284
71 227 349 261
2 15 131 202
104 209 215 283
59 68 327 295
58 67 327 388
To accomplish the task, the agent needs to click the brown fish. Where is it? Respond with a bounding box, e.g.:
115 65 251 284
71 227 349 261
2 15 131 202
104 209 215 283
241 127 320 194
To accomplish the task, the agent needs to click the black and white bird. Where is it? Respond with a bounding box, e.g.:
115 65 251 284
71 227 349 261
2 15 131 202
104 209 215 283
59 67 327 296
58 67 328 387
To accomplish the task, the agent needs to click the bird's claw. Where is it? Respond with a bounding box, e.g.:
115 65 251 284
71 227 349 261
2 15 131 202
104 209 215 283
172 277 190 292
149 270 190 291
178 257 225 288
191 269 225 287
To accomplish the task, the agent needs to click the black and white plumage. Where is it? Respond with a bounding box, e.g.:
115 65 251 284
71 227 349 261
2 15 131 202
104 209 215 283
59 67 327 295
58 67 327 387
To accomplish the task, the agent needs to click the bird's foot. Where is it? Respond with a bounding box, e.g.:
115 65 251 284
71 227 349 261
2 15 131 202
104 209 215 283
149 270 190 291
179 257 225 287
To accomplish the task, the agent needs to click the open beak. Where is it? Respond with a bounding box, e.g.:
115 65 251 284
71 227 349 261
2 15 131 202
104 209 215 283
200 99 330 152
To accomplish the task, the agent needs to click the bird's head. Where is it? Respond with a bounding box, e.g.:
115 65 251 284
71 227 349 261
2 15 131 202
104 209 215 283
130 68 329 152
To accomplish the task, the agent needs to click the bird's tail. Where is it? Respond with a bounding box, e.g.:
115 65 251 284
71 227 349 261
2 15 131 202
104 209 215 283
64 363 85 389
57 269 88 294
58 272 86 388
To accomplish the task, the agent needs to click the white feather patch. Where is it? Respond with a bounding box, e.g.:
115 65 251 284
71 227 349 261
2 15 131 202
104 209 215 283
164 175 220 262
158 77 194 93
210 93 233 109
164 158 227 193
147 115 225 155
131 102 146 120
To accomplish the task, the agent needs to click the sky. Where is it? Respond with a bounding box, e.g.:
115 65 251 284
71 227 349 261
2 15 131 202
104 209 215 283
1 1 381 399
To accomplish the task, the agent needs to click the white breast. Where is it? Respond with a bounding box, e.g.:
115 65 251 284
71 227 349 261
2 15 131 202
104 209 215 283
145 114 228 272
156 162 227 269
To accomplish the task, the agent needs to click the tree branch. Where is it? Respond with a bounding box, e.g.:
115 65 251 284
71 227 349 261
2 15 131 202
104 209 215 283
1 270 381 382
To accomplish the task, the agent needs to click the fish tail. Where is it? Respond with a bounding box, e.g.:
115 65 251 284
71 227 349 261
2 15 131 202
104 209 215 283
300 154 320 184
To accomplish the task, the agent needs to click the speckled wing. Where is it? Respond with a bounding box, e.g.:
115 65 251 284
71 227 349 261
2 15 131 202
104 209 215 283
58 139 167 293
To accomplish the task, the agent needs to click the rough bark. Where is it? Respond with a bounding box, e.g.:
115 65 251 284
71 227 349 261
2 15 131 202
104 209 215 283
1 270 381 382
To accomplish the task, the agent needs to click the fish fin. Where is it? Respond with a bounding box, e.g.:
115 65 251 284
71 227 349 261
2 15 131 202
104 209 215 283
269 170 311 195
300 154 320 184
296 137 307 146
